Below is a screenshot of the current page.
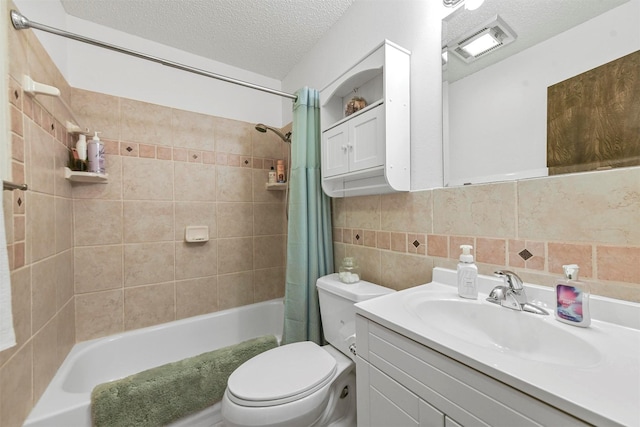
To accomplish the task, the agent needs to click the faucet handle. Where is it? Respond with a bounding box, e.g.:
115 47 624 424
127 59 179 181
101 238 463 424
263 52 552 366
494 270 524 292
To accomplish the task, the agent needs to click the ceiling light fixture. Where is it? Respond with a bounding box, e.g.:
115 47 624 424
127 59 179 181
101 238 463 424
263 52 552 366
448 15 517 63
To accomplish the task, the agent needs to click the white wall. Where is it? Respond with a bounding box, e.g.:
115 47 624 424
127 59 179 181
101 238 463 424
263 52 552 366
13 0 284 125
282 0 445 191
446 0 640 186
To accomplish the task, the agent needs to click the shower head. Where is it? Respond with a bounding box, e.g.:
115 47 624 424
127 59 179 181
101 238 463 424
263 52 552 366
255 123 291 143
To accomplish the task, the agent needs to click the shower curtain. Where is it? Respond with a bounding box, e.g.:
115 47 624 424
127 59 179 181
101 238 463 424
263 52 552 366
282 87 334 345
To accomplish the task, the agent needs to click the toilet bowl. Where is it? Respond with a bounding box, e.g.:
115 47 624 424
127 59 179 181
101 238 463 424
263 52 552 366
221 274 394 427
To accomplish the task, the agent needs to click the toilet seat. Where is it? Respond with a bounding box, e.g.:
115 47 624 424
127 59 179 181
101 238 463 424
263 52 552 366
227 341 337 407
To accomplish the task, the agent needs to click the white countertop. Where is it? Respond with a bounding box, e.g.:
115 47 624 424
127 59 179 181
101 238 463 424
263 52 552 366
355 268 640 427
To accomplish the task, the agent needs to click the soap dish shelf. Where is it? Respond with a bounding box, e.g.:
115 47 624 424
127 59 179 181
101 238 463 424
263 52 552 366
64 167 109 183
265 183 287 191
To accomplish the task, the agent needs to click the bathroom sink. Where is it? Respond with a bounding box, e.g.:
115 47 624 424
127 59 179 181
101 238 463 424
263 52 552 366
404 296 602 367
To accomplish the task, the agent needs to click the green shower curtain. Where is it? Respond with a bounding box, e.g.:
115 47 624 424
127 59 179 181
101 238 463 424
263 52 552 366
282 87 334 345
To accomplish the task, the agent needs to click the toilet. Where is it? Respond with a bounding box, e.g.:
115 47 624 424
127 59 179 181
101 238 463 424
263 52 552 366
221 273 394 427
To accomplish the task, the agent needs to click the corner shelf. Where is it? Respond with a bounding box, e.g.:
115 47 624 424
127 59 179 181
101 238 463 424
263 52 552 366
64 167 109 183
265 182 287 191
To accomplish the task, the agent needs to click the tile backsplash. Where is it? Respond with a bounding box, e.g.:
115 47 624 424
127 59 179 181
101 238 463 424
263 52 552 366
332 167 640 301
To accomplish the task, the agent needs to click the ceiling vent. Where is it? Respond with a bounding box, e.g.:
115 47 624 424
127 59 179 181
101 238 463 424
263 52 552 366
448 15 517 63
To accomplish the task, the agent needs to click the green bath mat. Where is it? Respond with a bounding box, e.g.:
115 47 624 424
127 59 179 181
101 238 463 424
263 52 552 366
91 335 278 427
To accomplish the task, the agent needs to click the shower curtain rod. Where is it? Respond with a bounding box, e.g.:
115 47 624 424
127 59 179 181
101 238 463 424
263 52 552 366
9 10 298 101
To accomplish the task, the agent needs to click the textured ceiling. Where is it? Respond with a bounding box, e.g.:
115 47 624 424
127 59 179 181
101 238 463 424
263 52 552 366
59 0 355 80
443 0 629 81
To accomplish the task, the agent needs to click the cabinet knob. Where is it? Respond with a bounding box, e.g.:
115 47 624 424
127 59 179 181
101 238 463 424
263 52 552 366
341 145 348 152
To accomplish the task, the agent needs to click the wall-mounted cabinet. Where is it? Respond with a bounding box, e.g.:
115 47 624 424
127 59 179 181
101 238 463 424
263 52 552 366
320 40 410 197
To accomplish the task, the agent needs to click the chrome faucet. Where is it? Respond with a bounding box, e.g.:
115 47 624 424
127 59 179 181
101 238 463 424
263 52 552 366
487 270 548 315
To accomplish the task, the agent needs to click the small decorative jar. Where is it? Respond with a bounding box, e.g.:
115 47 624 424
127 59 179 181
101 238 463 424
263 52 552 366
339 257 360 284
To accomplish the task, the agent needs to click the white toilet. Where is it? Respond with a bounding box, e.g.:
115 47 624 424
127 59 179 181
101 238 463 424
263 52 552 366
221 273 394 427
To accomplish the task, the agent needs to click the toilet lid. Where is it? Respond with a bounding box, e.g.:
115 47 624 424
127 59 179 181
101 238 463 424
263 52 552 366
227 341 337 406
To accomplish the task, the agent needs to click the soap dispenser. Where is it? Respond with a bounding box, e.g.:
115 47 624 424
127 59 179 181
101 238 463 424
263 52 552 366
87 131 105 174
555 264 590 327
457 245 478 299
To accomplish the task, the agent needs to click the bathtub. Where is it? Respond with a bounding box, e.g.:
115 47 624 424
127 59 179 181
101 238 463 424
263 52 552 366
24 299 284 427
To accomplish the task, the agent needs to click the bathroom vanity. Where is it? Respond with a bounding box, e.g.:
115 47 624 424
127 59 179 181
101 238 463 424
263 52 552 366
354 268 640 427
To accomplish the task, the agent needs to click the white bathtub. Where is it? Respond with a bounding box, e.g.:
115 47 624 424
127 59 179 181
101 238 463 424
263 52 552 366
24 299 284 427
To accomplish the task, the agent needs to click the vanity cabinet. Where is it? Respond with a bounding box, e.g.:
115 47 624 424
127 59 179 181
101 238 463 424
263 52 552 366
320 40 410 197
355 316 589 427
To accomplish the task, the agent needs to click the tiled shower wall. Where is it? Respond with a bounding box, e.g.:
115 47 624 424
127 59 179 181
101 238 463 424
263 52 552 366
0 8 288 426
332 168 640 302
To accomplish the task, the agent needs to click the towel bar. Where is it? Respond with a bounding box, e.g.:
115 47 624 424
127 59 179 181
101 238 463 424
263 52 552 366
3 181 28 191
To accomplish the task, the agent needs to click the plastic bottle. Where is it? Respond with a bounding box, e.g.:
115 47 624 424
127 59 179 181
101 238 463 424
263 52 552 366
457 245 478 299
268 166 277 184
276 160 286 183
76 134 87 161
555 264 591 327
87 131 105 174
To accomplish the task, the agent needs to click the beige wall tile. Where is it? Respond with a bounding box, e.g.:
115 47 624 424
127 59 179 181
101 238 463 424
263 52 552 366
71 88 120 141
73 199 122 246
171 109 216 151
217 202 254 238
176 276 218 319
7 268 31 360
254 267 285 302
174 162 216 201
380 252 433 291
252 169 286 203
518 168 640 245
597 246 640 283
548 242 593 277
254 235 285 269
381 191 432 233
346 246 381 285
55 250 74 310
56 301 75 366
449 236 474 259
124 283 175 330
476 238 506 266
433 182 517 238
217 166 253 202
507 239 526 268
377 231 390 250
74 245 123 293
75 290 124 341
427 234 448 258
252 127 286 159
390 232 406 252
175 240 218 279
32 319 57 401
124 242 175 287
122 157 174 200
28 193 55 262
218 271 254 310
331 198 346 228
31 257 57 332
254 203 285 236
120 98 172 145
363 230 377 248
346 195 380 230
214 117 252 155
0 342 33 427
55 197 73 252
217 237 253 274
123 201 174 243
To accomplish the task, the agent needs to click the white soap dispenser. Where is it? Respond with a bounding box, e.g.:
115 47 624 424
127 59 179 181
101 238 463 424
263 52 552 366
457 245 478 299
87 131 105 174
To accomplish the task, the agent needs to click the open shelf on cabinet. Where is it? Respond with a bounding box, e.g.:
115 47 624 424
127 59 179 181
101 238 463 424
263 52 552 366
64 167 109 183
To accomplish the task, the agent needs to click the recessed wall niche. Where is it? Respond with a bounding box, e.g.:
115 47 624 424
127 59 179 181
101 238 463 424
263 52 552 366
547 50 640 175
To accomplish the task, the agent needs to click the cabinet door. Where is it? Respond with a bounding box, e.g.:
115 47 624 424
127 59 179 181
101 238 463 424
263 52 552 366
322 123 349 178
349 106 385 173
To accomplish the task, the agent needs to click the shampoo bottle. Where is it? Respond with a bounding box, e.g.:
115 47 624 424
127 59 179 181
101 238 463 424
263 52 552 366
457 245 478 299
87 131 105 174
76 134 87 161
268 167 277 184
555 264 590 327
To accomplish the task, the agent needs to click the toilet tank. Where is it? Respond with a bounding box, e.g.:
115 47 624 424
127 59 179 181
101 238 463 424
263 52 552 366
316 274 394 360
